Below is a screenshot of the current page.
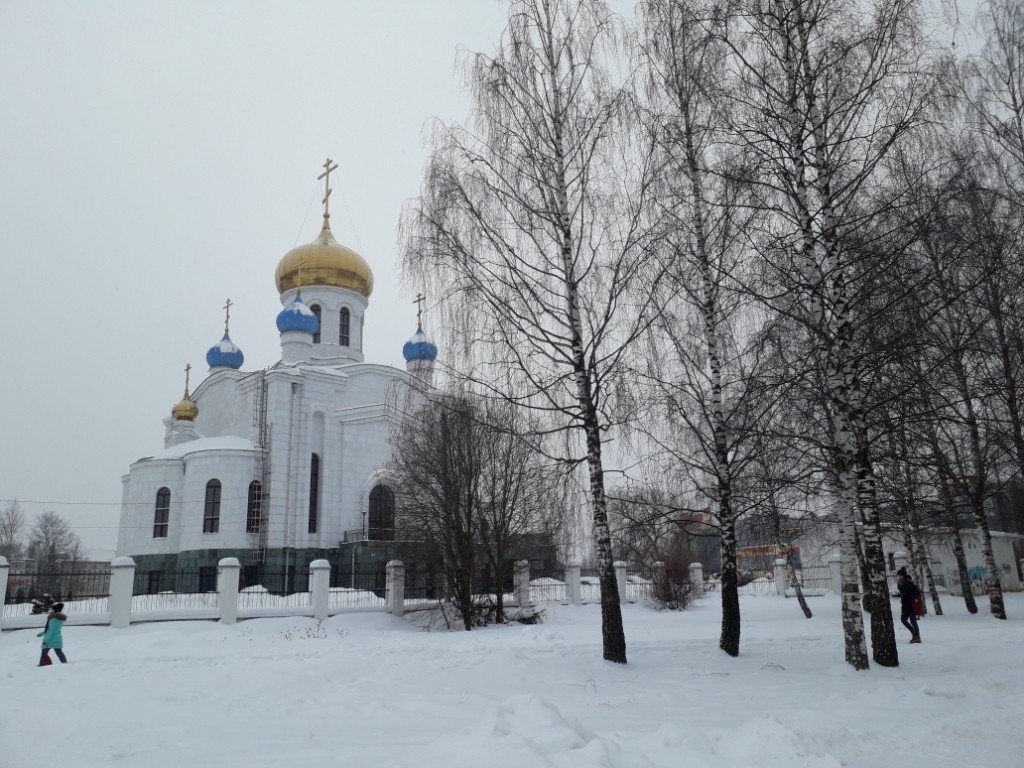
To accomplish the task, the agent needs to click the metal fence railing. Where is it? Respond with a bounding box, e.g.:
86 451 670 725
8 559 859 630
794 565 831 590
529 578 568 603
624 573 655 601
131 570 217 615
3 569 113 620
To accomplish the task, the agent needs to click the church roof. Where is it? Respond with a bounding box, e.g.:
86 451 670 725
403 326 438 362
276 293 319 334
147 435 256 461
206 332 244 369
274 218 373 298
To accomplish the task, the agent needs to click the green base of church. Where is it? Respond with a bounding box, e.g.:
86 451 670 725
129 538 557 596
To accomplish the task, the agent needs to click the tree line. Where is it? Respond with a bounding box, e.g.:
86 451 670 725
1 501 85 574
394 0 1024 669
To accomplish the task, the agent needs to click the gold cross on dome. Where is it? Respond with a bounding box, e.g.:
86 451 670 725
223 298 233 334
414 292 426 327
318 158 339 219
183 363 192 396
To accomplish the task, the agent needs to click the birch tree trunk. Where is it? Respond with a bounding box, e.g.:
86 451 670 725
721 0 928 669
402 0 652 663
635 0 764 657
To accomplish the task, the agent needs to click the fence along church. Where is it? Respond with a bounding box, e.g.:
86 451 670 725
115 161 438 592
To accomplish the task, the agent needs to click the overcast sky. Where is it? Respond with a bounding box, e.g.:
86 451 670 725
0 0 541 558
0 0 980 559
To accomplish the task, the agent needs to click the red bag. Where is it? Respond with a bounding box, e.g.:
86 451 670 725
912 596 924 617
39 654 52 666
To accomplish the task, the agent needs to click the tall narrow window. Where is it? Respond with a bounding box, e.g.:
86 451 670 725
203 479 221 534
246 480 263 534
310 304 322 344
339 307 350 346
368 484 395 541
308 453 320 534
153 487 170 538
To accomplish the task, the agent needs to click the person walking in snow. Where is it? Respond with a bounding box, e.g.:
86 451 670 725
37 602 68 665
896 568 922 644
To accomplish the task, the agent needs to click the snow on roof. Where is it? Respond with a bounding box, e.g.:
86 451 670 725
146 435 255 461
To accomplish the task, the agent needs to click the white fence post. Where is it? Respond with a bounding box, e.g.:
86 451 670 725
688 562 704 594
217 558 241 624
0 556 9 631
614 561 628 602
828 553 842 594
109 557 136 629
310 559 331 620
774 558 788 597
514 560 531 608
893 551 907 574
566 560 582 605
386 560 405 617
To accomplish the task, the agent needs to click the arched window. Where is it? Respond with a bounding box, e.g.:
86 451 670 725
368 484 395 541
308 453 320 534
310 303 322 344
203 479 221 533
246 481 263 534
339 307 350 346
153 487 170 538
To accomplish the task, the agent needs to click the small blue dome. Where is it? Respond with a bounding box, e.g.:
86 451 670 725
403 326 438 362
276 295 319 334
206 333 244 369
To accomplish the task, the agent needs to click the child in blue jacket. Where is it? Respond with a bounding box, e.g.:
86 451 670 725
37 603 68 665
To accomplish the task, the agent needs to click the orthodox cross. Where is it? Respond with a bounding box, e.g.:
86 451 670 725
318 158 339 219
183 363 192 396
223 298 233 334
414 292 426 327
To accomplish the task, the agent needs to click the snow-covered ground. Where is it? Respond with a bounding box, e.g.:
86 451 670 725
3 592 1021 768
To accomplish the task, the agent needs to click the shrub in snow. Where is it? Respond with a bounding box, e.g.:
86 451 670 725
650 564 694 611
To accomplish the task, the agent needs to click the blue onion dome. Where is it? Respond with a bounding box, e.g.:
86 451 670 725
206 333 244 369
276 293 319 334
403 326 438 362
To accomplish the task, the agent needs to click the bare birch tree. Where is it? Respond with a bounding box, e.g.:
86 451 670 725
722 0 933 668
891 134 1011 619
634 0 779 657
401 0 658 662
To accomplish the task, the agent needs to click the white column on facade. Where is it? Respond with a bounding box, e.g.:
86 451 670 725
217 557 241 624
774 558 788 597
386 560 405 617
689 562 704 594
614 561 628 603
310 559 331 620
109 557 136 629
566 560 582 605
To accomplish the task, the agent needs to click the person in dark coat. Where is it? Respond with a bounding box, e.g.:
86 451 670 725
37 602 68 665
896 568 922 644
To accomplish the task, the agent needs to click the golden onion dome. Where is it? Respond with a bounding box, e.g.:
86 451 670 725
171 364 199 421
275 216 373 297
171 395 199 421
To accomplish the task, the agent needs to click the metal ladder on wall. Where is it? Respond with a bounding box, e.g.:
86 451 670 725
250 369 271 564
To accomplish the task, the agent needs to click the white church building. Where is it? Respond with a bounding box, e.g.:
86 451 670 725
115 164 438 594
